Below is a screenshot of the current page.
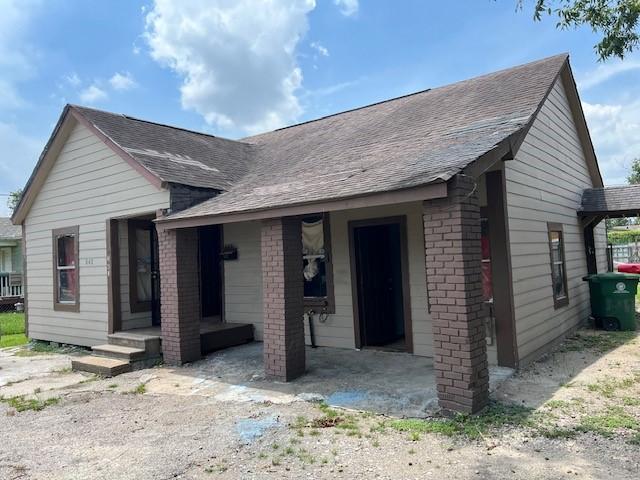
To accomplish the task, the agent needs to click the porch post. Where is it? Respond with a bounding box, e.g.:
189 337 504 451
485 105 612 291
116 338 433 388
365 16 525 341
158 227 201 365
261 217 305 381
423 174 489 413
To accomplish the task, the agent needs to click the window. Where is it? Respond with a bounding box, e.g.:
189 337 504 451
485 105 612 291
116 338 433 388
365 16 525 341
0 247 12 273
53 226 79 311
547 222 569 309
302 213 334 313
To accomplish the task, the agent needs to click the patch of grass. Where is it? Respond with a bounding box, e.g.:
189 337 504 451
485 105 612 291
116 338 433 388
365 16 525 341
107 383 118 389
296 448 316 464
204 462 228 474
0 333 28 348
131 383 146 395
578 407 640 437
544 400 571 410
1 395 60 412
628 432 640 445
317 402 339 418
14 341 66 357
585 373 640 398
622 396 640 406
0 312 25 335
537 426 578 439
389 403 535 440
561 331 636 354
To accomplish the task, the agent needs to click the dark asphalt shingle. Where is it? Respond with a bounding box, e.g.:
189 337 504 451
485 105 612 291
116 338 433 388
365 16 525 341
580 185 640 215
0 217 21 240
73 54 570 221
72 107 255 191
166 54 568 220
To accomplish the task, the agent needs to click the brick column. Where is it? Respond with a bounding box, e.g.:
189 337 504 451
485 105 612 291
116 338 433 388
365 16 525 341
158 227 201 365
261 217 305 381
423 175 489 413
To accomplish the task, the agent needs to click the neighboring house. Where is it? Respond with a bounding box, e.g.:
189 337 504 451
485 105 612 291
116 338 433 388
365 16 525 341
12 54 613 413
0 217 23 306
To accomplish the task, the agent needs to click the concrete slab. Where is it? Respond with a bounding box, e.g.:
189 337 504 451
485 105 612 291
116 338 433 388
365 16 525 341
143 343 514 418
0 349 73 387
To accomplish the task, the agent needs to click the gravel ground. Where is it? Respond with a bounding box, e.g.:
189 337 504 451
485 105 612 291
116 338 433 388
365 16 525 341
1 330 639 480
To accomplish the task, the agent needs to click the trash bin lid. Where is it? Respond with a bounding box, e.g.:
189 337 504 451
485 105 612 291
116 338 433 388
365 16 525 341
591 272 640 281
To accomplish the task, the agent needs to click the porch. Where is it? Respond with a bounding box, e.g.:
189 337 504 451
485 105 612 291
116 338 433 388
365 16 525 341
155 342 514 418
154 173 513 414
0 273 23 302
122 319 254 356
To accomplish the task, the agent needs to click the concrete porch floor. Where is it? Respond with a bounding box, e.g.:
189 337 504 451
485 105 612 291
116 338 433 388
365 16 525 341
164 342 514 418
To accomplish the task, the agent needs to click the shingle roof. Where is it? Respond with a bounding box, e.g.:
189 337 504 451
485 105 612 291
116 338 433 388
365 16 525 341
163 53 569 222
0 217 21 240
580 185 640 215
72 106 255 191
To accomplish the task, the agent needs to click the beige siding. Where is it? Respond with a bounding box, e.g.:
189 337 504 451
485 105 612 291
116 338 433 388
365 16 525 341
505 78 598 362
119 219 153 330
223 221 264 337
224 203 434 357
594 221 608 273
24 121 170 346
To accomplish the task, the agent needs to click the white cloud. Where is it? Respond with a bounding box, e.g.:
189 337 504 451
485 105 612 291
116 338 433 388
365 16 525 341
583 100 640 185
79 84 108 104
310 41 329 57
109 72 137 91
0 0 40 110
578 59 640 91
334 0 358 17
144 0 316 133
0 122 42 216
65 72 81 87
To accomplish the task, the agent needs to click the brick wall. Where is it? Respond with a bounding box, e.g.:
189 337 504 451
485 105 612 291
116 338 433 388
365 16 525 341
169 184 218 213
261 217 305 381
158 227 201 365
423 175 489 413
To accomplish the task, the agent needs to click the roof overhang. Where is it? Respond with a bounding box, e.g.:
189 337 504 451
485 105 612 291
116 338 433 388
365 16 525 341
155 181 448 231
11 105 166 225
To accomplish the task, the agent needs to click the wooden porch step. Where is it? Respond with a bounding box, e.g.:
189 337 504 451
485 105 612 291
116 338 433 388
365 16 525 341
71 356 132 377
107 332 161 355
92 344 147 361
200 323 254 355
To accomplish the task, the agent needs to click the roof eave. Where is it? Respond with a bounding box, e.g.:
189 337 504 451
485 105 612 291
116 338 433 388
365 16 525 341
155 180 449 231
11 105 166 225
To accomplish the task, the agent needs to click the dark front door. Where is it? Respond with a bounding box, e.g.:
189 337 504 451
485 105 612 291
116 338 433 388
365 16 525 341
199 225 222 318
150 228 160 326
353 221 405 349
129 219 160 326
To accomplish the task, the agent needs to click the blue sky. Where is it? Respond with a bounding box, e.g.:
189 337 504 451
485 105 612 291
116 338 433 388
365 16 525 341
1 0 640 216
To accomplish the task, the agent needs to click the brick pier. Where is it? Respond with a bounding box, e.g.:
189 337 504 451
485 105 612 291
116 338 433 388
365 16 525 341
261 217 305 381
423 175 489 413
158 228 201 365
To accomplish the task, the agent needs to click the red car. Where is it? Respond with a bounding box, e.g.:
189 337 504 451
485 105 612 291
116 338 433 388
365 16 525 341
617 263 640 274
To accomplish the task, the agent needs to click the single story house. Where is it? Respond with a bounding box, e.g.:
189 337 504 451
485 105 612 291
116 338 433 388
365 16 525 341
0 217 23 307
12 54 611 413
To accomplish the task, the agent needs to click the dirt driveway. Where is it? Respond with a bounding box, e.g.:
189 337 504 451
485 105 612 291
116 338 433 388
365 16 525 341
1 330 639 480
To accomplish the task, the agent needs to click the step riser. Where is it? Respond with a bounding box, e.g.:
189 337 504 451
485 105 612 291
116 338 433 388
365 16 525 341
71 359 131 377
92 349 146 362
107 335 161 355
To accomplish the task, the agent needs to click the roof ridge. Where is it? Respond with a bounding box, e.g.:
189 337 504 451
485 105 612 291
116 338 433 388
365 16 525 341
270 88 432 133
245 53 569 139
69 104 246 145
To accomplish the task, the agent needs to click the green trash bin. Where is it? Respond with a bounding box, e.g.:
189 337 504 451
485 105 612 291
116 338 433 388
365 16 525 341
582 273 639 331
